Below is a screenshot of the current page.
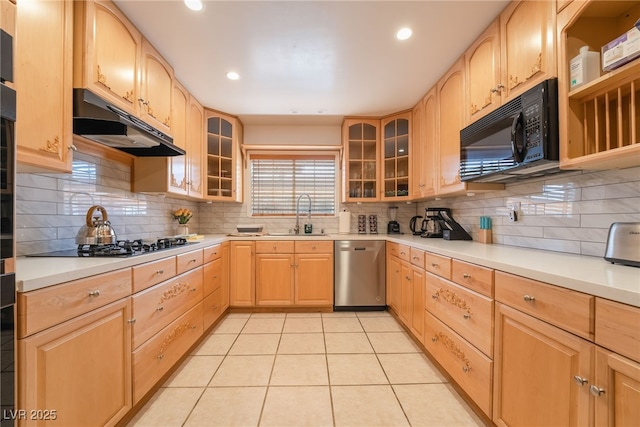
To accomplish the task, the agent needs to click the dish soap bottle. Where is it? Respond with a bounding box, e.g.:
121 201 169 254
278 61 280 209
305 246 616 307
570 46 600 90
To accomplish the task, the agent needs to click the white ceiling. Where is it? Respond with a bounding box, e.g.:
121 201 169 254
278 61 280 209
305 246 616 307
114 0 510 125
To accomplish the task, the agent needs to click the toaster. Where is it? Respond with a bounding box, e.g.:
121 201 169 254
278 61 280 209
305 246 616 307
604 222 640 267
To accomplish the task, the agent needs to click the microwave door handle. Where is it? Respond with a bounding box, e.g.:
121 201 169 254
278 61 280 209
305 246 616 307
510 111 525 163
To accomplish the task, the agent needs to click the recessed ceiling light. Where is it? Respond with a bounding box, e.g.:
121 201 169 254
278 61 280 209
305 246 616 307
226 71 240 80
184 0 203 11
396 27 413 41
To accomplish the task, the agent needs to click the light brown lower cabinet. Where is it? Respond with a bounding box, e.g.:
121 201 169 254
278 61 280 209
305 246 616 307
425 311 493 417
386 251 401 314
18 298 132 427
295 252 334 305
493 302 592 427
132 302 203 403
229 241 255 306
594 347 640 426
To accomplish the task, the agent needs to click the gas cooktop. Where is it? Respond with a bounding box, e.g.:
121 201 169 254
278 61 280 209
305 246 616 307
27 237 194 258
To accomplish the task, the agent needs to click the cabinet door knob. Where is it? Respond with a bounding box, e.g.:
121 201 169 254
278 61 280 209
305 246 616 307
523 294 536 302
573 375 588 386
156 306 164 312
431 336 438 343
462 366 471 373
88 290 100 297
590 385 605 397
463 313 471 320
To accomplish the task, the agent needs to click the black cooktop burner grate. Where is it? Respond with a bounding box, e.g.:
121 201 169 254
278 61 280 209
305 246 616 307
76 237 189 257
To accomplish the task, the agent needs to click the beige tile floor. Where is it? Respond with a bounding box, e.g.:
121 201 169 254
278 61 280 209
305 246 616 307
127 311 487 427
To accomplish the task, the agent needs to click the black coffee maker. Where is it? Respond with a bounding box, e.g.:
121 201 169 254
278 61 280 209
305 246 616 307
421 208 472 240
387 206 401 234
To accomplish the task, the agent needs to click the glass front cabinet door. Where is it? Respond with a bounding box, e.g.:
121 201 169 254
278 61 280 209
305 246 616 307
381 112 411 200
342 118 380 202
205 110 243 202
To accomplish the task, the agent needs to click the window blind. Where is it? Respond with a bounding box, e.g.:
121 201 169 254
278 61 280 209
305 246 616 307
250 155 336 216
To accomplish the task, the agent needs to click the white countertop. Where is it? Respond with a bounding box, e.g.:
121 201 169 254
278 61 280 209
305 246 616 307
16 233 640 307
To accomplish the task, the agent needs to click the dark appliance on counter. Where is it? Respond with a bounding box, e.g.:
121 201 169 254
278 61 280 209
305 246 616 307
421 208 445 238
387 206 401 234
73 88 185 157
460 78 560 183
0 26 16 425
420 208 472 241
409 215 423 235
27 237 193 258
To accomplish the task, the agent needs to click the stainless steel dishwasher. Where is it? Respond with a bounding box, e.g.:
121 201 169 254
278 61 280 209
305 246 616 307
334 240 386 311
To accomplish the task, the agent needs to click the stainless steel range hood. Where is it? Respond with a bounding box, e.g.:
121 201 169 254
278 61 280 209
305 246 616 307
73 89 185 157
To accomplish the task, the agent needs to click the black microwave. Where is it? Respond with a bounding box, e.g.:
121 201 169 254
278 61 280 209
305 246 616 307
460 78 560 183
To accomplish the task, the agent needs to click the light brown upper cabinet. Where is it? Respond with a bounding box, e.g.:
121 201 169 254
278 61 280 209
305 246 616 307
499 0 557 101
139 39 174 135
557 0 640 170
342 118 381 202
437 59 504 197
465 20 502 124
437 58 466 195
132 80 203 199
75 0 175 137
411 88 438 199
15 0 73 172
205 110 243 202
381 112 411 201
74 0 142 117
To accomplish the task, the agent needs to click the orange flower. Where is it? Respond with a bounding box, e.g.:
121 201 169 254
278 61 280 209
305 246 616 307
173 208 193 224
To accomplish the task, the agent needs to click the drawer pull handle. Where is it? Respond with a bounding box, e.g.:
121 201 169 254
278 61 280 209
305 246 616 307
157 354 165 360
463 273 471 279
273 245 277 250
431 263 439 268
431 336 438 343
312 245 317 250
573 376 588 386
213 275 218 279
189 258 197 263
412 256 419 260
462 366 471 373
432 294 439 300
523 295 536 302
157 306 164 312
590 385 605 397
190 288 197 292
88 290 100 297
127 318 136 324
405 276 411 281
156 269 165 275
463 313 471 320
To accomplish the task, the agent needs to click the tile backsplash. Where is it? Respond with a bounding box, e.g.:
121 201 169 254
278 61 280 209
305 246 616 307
15 151 640 258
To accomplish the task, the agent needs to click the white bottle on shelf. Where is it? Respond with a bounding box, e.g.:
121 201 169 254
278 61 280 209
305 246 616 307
570 46 601 90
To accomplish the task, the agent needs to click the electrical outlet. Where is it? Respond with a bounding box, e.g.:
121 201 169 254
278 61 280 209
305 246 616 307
509 209 518 222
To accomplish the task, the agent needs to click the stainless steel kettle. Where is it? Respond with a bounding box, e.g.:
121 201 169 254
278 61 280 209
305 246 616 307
76 205 117 245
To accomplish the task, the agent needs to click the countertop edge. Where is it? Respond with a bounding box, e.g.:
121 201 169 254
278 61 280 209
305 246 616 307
16 234 640 307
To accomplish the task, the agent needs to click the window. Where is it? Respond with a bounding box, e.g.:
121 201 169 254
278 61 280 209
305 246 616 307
250 154 337 216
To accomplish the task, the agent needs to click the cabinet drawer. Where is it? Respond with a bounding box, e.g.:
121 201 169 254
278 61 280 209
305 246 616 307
424 311 493 416
295 240 333 254
17 268 131 338
203 257 223 295
426 273 494 357
397 244 411 262
452 259 493 297
203 287 223 330
387 242 400 258
255 240 294 254
132 257 176 293
177 249 204 274
495 271 594 340
132 302 203 403
424 252 452 279
132 267 203 349
410 247 425 269
203 244 223 263
596 298 640 363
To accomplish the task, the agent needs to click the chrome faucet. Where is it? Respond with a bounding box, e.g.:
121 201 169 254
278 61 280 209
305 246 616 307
294 193 312 234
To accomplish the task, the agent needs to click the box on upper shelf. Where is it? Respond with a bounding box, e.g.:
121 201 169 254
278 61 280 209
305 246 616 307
602 19 640 72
